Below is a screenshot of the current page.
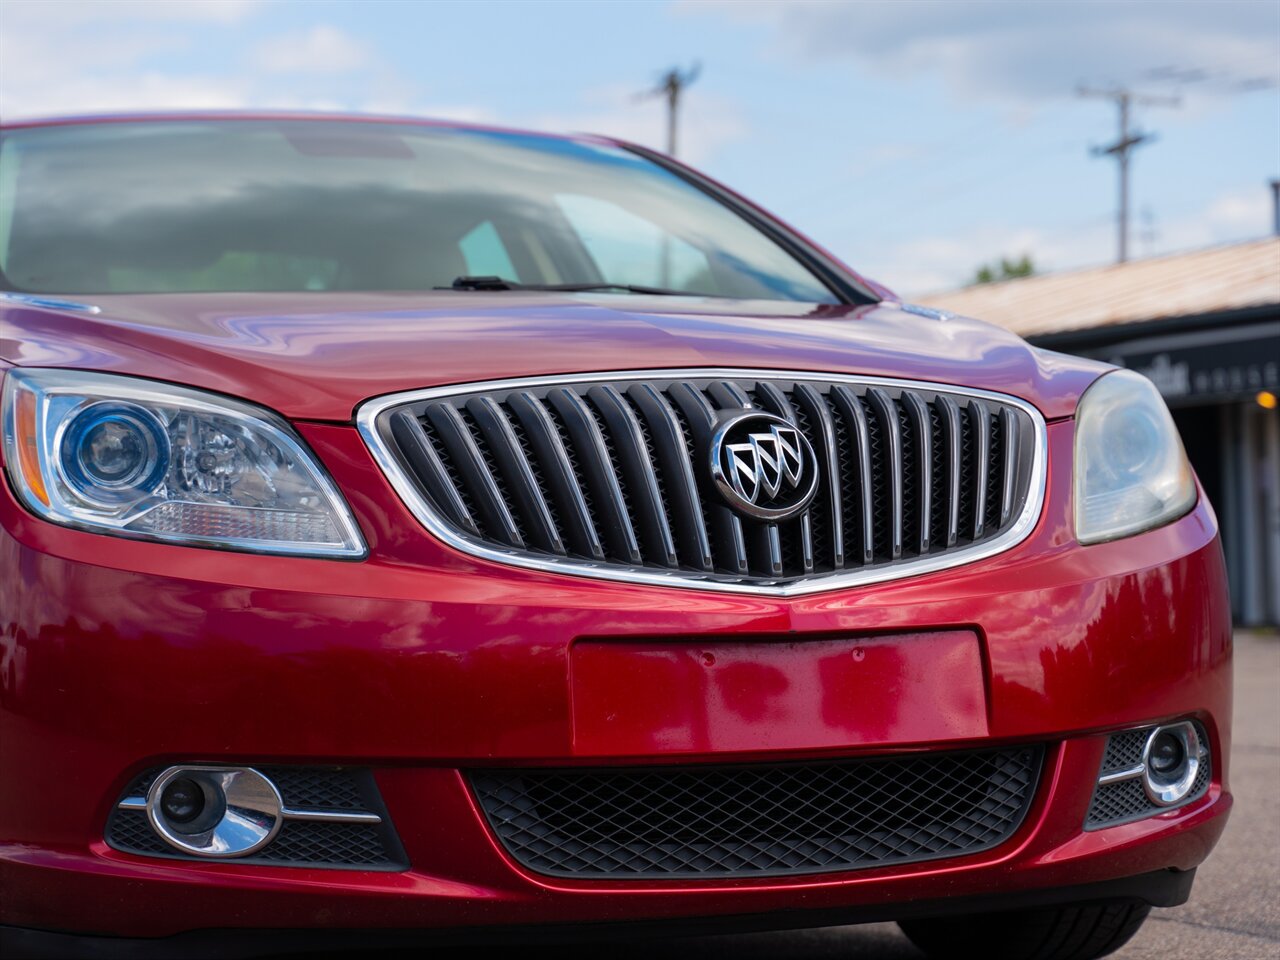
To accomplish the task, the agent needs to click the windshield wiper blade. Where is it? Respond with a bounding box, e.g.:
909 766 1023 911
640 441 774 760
442 276 689 296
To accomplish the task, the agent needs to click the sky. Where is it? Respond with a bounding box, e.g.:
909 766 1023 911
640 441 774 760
1 0 1277 296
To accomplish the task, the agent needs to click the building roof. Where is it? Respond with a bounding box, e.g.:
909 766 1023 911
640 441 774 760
916 237 1280 339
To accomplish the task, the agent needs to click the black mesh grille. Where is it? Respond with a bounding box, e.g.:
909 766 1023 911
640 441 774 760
1086 724 1212 829
1101 729 1149 772
264 767 367 810
375 374 1040 589
105 767 405 869
471 747 1042 879
258 821 392 865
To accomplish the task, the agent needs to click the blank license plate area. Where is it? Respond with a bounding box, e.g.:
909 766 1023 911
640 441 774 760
571 631 988 756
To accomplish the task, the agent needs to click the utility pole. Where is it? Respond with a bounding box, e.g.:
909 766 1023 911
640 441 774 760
1078 86 1179 263
639 64 701 157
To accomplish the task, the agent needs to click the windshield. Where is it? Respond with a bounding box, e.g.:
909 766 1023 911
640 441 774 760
0 119 838 303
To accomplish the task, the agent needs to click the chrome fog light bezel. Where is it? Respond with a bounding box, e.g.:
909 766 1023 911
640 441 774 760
146 766 283 858
1142 722 1202 807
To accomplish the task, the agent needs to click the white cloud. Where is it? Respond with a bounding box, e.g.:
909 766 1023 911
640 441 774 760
0 0 259 25
529 85 747 166
253 25 369 75
865 185 1275 297
679 0 1280 104
0 1 503 128
0 0 260 118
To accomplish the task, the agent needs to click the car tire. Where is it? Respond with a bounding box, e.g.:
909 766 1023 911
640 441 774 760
897 901 1152 960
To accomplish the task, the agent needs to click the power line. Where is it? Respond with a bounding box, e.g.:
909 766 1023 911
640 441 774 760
1077 85 1180 263
636 64 701 157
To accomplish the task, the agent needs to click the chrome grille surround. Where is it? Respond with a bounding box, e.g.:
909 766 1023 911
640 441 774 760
357 369 1048 596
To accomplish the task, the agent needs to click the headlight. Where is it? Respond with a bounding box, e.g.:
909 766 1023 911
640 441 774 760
2 369 365 558
1074 369 1196 544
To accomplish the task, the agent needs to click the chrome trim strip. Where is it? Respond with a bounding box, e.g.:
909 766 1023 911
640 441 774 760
1097 765 1146 785
356 368 1050 597
118 797 382 824
279 807 383 824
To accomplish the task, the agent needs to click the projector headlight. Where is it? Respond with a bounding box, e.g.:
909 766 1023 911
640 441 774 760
1074 369 1196 544
2 369 365 558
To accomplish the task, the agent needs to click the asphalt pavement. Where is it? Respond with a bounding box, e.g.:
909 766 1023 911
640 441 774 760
314 631 1280 960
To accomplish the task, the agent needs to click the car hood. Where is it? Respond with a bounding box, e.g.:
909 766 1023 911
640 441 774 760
1 292 1107 421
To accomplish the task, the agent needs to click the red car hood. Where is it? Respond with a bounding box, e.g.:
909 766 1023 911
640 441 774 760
1 292 1106 421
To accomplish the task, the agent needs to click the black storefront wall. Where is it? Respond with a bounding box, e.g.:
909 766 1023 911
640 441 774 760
1095 320 1279 408
1031 308 1280 626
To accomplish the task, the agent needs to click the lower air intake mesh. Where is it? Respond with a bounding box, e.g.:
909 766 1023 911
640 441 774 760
104 766 405 870
471 746 1041 879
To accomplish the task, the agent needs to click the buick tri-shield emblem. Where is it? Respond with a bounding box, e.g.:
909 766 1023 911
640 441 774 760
709 411 819 521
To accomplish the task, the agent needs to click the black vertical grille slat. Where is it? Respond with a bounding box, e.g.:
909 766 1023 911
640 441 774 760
547 388 642 566
861 393 890 561
792 384 845 570
507 392 605 561
710 380 781 575
927 404 946 551
999 407 1022 528
389 411 479 536
968 399 991 542
936 395 963 548
588 385 678 568
424 403 525 548
627 384 714 571
826 386 875 566
753 381 816 574
668 383 750 575
902 393 933 555
380 375 1039 589
984 410 1004 533
865 389 903 561
465 396 564 555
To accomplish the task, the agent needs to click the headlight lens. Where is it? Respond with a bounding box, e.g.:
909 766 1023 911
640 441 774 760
2 369 365 557
1074 369 1196 544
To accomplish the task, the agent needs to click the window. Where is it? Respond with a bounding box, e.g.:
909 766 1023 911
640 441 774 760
556 194 717 295
0 120 839 304
459 220 518 282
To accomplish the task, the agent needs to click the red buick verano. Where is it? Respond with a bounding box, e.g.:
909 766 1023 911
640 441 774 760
0 115 1231 960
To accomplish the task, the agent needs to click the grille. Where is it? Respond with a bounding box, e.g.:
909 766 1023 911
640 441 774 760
1086 724 1212 829
471 746 1042 879
105 766 406 870
362 371 1043 592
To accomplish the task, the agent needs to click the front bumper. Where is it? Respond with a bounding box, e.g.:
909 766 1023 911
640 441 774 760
0 418 1233 939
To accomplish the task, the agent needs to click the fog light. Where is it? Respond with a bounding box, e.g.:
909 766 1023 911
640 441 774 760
1142 722 1201 806
147 766 282 858
159 777 205 824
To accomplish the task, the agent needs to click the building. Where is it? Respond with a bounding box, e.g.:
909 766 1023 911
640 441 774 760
919 237 1280 626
